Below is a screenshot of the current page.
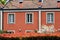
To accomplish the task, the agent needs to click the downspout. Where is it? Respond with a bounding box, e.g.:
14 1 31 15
2 10 4 31
1 10 2 30
38 10 42 33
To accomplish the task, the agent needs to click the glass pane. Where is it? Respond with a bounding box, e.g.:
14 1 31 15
19 0 23 2
51 13 53 22
39 0 42 2
47 13 50 23
27 14 29 22
30 14 32 22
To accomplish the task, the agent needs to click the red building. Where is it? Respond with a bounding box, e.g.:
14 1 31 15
0 0 60 37
0 8 58 34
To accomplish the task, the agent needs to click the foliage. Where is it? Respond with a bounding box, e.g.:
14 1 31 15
22 36 60 40
0 0 7 5
0 37 20 40
0 30 4 34
0 36 60 40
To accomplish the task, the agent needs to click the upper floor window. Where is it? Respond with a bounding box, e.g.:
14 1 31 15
19 0 23 3
47 12 54 24
39 0 42 2
8 13 15 24
26 12 33 24
39 0 43 2
57 0 60 7
57 0 60 2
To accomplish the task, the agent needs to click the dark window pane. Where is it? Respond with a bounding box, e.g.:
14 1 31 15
27 14 29 22
26 14 32 23
30 14 32 22
57 1 60 3
39 0 42 2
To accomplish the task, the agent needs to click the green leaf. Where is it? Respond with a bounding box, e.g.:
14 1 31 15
0 0 7 5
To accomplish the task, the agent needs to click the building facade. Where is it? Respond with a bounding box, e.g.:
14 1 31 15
0 0 60 34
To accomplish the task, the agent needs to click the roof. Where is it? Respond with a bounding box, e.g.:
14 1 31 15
0 8 60 10
0 0 58 9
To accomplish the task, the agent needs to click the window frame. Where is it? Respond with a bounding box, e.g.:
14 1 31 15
19 0 23 3
8 13 15 24
25 12 34 24
39 0 43 3
7 30 15 34
46 12 54 24
25 30 33 33
57 0 60 2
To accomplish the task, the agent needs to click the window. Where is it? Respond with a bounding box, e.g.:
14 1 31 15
57 0 60 7
19 0 23 3
8 14 14 24
39 0 42 2
39 0 43 2
7 30 15 34
26 13 33 24
25 30 33 33
57 0 60 2
47 12 54 23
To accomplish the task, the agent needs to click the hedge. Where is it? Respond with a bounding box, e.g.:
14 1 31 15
0 36 60 40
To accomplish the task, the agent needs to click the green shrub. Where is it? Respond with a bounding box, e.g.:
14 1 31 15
21 36 60 40
0 30 4 34
0 36 60 40
0 37 20 40
0 0 7 5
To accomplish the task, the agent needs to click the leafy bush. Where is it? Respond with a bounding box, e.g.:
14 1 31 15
0 36 60 40
0 30 4 34
0 0 7 5
22 36 60 40
0 37 20 40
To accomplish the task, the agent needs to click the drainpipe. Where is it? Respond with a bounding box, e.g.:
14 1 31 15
38 10 42 33
1 10 2 30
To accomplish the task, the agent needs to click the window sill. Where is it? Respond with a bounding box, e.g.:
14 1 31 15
47 22 54 24
8 23 15 24
26 22 33 24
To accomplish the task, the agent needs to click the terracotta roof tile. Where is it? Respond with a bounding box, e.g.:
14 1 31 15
0 3 4 8
0 0 58 9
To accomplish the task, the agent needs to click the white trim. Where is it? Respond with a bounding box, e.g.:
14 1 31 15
57 0 60 1
25 30 33 33
4 9 60 12
38 10 42 33
42 0 43 3
19 0 23 2
25 12 34 24
46 12 55 24
4 10 39 12
39 0 43 3
0 11 2 30
7 30 15 33
7 13 15 24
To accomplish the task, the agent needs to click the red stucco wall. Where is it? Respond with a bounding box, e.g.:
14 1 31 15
3 12 39 33
3 11 60 33
41 11 60 30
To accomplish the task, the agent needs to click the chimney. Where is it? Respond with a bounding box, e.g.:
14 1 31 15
57 0 60 8
19 0 23 8
38 0 43 8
